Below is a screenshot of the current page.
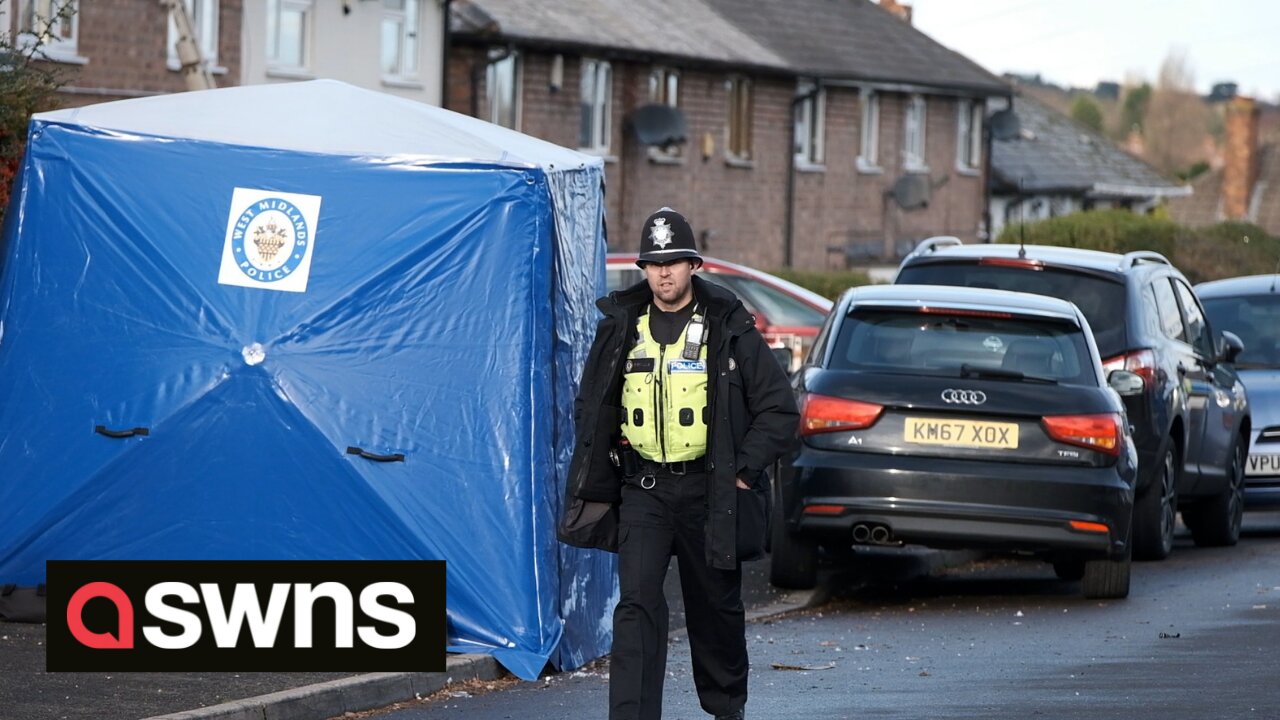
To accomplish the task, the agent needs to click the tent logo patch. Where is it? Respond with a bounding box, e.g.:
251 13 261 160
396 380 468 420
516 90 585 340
46 560 446 672
219 188 322 293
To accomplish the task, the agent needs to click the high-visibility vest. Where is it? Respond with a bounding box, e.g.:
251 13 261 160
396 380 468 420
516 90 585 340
621 308 709 462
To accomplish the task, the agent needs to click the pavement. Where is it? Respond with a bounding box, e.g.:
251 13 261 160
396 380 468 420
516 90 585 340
0 549 977 720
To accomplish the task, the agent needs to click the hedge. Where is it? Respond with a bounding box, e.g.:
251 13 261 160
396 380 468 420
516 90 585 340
995 210 1280 284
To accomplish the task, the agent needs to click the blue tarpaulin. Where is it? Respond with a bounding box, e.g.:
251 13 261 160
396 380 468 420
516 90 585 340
0 80 617 679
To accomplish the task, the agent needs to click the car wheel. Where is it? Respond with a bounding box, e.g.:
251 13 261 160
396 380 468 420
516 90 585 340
1081 549 1131 599
1133 445 1177 561
768 484 817 589
1183 438 1245 547
1051 557 1085 582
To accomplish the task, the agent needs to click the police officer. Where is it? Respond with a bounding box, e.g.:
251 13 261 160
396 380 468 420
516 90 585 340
560 208 798 720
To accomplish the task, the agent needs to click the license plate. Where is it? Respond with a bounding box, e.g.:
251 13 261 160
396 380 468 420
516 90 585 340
904 417 1019 449
1247 454 1280 477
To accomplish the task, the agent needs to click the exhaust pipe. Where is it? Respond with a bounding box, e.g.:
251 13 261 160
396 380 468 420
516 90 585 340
870 524 891 544
852 524 871 543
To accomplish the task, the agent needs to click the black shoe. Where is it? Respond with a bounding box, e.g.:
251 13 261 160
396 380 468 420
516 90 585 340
715 711 744 720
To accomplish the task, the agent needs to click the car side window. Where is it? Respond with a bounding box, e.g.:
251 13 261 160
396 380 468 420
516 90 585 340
1172 279 1214 357
1151 278 1186 343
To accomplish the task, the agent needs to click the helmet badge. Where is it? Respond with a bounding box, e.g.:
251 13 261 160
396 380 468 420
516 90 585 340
649 218 674 249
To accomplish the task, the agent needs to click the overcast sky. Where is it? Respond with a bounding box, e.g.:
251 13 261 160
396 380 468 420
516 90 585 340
910 0 1280 101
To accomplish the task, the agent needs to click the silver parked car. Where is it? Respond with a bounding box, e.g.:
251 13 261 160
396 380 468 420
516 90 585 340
1197 274 1280 506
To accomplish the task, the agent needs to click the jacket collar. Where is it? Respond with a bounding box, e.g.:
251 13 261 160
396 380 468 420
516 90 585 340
600 274 745 321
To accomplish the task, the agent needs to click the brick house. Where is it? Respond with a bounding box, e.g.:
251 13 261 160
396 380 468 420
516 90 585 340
990 93 1190 239
6 1 448 109
1169 97 1280 235
5 0 243 109
446 0 1010 270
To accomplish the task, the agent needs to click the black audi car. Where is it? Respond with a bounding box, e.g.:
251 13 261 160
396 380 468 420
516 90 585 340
771 285 1137 599
895 240 1250 561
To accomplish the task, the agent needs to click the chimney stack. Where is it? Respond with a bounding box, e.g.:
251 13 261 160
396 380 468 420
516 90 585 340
879 0 913 23
1222 96 1259 220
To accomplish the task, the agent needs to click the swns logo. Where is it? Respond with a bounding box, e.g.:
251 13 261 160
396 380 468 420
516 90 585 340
47 561 445 672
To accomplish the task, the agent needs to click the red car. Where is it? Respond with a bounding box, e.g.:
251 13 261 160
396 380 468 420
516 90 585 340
606 253 833 372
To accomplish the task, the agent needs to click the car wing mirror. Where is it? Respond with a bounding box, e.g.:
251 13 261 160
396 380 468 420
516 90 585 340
1107 369 1144 396
1217 330 1244 364
771 346 795 376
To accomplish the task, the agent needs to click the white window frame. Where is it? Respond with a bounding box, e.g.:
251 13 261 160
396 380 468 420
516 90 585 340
648 66 681 160
794 80 825 168
579 58 613 155
381 0 421 84
266 0 313 76
956 99 983 173
167 0 220 73
857 88 881 173
725 75 754 164
904 94 928 171
18 0 83 64
485 49 521 130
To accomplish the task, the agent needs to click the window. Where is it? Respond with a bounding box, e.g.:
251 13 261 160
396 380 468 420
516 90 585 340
1152 279 1186 342
794 80 825 166
19 0 79 61
725 75 753 162
857 89 880 171
648 67 680 159
956 99 983 171
904 94 927 170
381 0 420 81
167 0 219 71
267 0 312 72
579 58 612 154
485 50 520 130
1173 279 1214 357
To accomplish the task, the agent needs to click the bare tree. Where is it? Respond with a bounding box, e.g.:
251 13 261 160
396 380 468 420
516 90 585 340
1142 48 1214 177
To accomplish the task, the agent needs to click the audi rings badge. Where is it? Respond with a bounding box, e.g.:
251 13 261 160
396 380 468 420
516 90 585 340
941 389 987 405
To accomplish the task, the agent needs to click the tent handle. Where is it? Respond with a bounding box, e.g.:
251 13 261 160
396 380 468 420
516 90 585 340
95 425 150 438
346 446 405 463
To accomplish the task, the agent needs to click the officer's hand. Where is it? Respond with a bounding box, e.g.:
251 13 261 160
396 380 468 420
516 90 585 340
735 477 750 490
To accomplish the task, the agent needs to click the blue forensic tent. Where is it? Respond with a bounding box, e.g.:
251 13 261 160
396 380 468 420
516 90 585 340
0 80 617 678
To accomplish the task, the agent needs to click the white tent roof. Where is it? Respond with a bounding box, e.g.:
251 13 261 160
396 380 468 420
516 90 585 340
36 79 600 171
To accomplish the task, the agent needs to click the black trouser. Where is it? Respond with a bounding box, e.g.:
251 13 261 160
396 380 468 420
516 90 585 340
610 471 747 720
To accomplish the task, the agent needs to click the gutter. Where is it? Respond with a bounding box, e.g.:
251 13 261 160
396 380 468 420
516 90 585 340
1089 182 1193 199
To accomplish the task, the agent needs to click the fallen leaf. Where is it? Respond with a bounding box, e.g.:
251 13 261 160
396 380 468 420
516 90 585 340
771 661 837 671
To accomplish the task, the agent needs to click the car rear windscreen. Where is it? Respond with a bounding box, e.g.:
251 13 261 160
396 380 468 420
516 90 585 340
896 263 1127 357
831 308 1096 385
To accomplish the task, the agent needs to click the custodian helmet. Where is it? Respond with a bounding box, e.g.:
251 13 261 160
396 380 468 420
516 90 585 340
636 207 702 267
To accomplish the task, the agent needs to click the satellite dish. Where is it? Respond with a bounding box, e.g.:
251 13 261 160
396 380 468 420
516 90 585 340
989 109 1021 141
628 104 688 147
890 174 931 210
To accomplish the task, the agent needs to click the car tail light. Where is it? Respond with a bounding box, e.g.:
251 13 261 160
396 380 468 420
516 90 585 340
1042 413 1122 456
979 257 1045 270
1101 349 1157 389
916 307 1013 319
800 394 884 435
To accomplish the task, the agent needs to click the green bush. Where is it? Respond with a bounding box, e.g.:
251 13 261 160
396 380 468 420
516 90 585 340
770 267 873 301
995 211 1279 284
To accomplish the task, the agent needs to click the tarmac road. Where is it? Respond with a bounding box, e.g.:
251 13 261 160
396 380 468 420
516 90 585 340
357 512 1280 720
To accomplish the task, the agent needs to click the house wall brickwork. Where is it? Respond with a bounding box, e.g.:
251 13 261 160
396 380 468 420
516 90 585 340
31 0 242 110
450 45 988 271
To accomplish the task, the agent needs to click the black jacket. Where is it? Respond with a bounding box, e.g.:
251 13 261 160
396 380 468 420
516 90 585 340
560 275 799 569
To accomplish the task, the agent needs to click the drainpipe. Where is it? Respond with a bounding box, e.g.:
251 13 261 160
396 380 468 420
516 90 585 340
784 83 821 269
440 0 452 108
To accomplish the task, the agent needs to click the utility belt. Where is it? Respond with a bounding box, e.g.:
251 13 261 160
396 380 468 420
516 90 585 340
633 457 706 477
622 457 708 489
